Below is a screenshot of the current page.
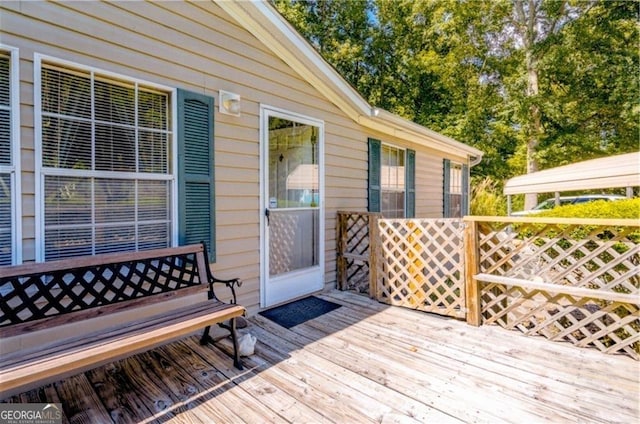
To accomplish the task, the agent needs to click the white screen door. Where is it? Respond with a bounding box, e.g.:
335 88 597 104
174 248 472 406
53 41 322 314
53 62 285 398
261 107 324 307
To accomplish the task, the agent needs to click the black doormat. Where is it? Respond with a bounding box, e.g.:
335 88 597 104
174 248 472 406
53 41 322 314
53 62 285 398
259 296 342 329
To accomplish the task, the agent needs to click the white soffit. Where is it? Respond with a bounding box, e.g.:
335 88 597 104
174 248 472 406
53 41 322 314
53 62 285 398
504 152 640 195
216 0 483 161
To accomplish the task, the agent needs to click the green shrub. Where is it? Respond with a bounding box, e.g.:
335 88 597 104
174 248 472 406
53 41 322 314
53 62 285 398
535 198 640 219
519 197 640 249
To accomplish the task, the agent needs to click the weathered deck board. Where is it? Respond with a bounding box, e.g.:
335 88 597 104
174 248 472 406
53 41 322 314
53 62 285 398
241 319 442 423
311 293 635 422
318 292 637 409
54 374 113 424
324 291 640 413
86 356 172 423
154 341 292 423
253 313 555 423
175 338 331 423
1 290 638 423
205 336 389 423
252 331 460 423
320 290 638 387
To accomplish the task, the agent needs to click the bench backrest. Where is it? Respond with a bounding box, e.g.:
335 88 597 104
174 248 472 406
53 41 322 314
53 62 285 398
0 244 210 337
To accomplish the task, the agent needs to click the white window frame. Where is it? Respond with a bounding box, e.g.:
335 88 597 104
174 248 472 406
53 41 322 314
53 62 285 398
0 45 21 265
381 143 406 218
34 54 178 261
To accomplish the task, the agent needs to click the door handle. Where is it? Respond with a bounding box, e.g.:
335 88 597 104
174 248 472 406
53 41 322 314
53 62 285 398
265 208 270 225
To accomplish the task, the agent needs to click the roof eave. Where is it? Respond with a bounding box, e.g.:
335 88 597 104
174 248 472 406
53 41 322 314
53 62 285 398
217 0 369 119
360 109 483 160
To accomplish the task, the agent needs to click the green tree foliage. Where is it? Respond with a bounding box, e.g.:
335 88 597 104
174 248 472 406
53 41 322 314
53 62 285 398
273 0 374 92
537 2 639 163
272 0 639 196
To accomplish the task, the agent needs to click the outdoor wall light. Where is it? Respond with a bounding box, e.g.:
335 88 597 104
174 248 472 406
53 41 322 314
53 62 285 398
219 90 241 116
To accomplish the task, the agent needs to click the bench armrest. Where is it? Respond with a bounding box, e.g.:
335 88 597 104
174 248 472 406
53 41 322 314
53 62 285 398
209 275 243 304
200 242 242 304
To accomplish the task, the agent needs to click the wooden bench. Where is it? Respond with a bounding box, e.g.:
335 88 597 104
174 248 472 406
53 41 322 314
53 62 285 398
0 243 246 398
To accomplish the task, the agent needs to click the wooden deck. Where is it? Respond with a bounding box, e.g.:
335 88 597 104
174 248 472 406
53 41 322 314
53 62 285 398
3 290 639 423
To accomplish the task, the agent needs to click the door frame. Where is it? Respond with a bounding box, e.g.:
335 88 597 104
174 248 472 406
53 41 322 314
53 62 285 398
259 105 325 308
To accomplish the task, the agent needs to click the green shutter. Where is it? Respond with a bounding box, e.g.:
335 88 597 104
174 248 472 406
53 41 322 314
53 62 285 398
368 138 381 212
177 89 216 262
405 149 416 218
0 56 11 266
443 159 451 218
462 163 469 216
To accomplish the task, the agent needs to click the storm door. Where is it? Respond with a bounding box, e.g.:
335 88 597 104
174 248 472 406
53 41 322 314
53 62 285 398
261 107 324 307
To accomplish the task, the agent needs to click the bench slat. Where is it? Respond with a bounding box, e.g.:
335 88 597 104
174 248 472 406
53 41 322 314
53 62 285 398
0 284 209 338
0 300 245 396
0 244 205 278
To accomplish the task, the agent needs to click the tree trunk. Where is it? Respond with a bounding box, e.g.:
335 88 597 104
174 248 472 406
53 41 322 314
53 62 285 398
525 50 542 209
515 0 544 210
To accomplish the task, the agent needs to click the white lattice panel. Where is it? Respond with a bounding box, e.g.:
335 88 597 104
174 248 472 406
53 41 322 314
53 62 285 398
378 219 465 319
269 212 298 275
475 219 640 359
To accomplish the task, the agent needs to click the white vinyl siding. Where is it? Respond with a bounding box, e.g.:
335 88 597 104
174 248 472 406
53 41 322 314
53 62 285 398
36 57 174 261
0 46 19 266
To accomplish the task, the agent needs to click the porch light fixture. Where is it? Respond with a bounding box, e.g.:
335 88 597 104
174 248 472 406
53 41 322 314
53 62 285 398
219 90 241 116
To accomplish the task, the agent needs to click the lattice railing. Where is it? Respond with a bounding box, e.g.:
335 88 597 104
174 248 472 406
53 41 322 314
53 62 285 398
378 219 465 319
465 216 640 359
337 213 639 358
336 211 380 295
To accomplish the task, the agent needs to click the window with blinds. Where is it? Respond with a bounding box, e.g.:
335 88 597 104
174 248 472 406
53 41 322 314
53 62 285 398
448 162 463 217
443 159 469 218
0 52 13 266
40 62 173 260
381 144 406 218
368 138 415 218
